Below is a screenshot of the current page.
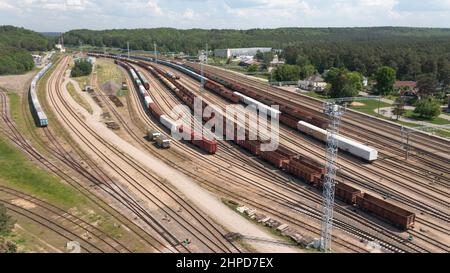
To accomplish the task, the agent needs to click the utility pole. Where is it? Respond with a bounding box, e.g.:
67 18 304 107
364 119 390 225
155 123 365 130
79 40 83 55
320 102 344 252
200 43 208 92
127 42 130 59
154 43 158 64
401 126 411 160
401 124 450 160
320 95 380 252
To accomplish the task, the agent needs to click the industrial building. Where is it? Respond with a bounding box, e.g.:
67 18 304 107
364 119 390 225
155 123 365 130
214 47 272 59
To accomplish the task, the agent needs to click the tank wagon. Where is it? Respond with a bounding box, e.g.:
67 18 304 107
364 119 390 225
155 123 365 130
30 62 53 127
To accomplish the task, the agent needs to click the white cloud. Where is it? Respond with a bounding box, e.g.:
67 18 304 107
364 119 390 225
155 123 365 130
147 0 163 16
0 0 14 9
181 8 195 19
0 0 449 31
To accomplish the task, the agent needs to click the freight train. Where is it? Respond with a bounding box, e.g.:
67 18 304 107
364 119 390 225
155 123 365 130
146 56 379 162
30 62 53 127
88 52 414 230
115 59 217 154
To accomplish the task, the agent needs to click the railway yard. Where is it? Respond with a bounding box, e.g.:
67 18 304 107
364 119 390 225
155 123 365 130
0 52 448 253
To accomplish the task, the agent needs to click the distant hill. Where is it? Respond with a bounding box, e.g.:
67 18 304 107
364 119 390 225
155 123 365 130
0 25 51 51
0 25 53 75
40 32 62 38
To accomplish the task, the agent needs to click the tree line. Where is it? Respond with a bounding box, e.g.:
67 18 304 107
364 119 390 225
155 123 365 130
65 27 450 85
0 25 53 75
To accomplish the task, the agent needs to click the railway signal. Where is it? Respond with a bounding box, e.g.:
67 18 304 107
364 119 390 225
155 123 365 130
200 43 208 93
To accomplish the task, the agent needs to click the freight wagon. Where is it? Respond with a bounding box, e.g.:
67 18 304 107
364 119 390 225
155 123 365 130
297 121 378 162
30 62 53 127
233 92 281 119
356 193 415 230
91 53 416 231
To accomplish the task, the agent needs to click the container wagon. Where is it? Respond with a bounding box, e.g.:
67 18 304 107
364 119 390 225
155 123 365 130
297 121 378 162
233 92 281 119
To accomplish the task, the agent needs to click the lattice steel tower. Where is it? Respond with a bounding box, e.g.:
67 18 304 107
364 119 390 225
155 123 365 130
320 102 345 252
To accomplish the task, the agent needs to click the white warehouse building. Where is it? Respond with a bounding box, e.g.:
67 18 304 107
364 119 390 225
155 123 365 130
214 47 272 58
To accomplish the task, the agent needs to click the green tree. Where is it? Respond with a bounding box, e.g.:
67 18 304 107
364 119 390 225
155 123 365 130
71 59 93 77
392 98 406 120
416 73 439 97
300 64 316 80
414 97 441 119
325 67 363 98
247 64 258 73
255 50 263 61
0 203 15 236
375 66 396 95
296 55 310 67
273 64 301 82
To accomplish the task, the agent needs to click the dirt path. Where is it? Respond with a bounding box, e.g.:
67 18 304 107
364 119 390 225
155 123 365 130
55 60 301 253
0 71 37 92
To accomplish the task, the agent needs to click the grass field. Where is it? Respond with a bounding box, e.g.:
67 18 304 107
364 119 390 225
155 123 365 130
66 82 93 114
71 75 90 90
303 91 330 100
403 110 450 125
0 136 87 208
348 99 392 116
95 59 124 86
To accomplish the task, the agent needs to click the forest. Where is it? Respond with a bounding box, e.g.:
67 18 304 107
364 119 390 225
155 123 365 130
0 25 53 75
63 27 450 80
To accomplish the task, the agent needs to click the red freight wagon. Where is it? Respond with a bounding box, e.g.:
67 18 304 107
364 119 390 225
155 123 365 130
275 146 298 160
222 90 241 103
311 117 329 129
149 103 163 118
279 114 300 129
334 182 362 204
238 140 261 156
356 193 415 230
294 156 326 175
260 151 289 169
186 130 218 154
283 160 322 184
205 80 223 94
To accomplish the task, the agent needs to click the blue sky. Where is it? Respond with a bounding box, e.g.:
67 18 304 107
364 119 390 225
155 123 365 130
1 0 450 32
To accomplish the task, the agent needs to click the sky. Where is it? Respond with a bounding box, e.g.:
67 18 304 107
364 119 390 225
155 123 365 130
0 0 450 32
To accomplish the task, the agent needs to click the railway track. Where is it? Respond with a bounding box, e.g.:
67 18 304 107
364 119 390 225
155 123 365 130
0 185 129 253
198 64 450 163
169 65 450 221
89 68 241 253
48 57 245 253
46 57 200 252
0 87 167 253
152 61 450 249
171 64 450 220
133 62 440 252
125 65 372 253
